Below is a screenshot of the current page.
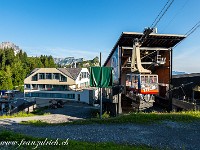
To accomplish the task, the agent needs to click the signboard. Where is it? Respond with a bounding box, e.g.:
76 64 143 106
111 46 119 84
90 67 113 88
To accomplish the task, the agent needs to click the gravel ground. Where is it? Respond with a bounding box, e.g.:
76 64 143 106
0 120 200 150
0 114 82 124
0 103 199 150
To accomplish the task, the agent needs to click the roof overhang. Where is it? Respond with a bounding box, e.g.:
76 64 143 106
104 32 186 66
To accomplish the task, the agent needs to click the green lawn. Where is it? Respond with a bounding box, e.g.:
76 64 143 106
20 111 200 126
0 130 152 150
0 107 50 119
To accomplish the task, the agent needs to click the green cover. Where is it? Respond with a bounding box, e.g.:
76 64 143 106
90 67 113 88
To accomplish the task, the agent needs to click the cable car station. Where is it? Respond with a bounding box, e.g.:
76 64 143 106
103 29 186 115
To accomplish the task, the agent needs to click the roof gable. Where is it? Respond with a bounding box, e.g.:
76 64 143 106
66 68 82 80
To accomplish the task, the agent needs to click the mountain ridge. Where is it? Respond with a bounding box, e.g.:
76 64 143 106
0 42 21 55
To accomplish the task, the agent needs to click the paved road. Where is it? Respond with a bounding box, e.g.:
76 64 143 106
0 120 200 150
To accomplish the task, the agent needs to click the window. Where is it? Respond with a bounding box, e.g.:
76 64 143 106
46 85 52 90
79 74 81 80
80 72 88 79
32 84 37 90
32 93 39 97
52 93 61 98
83 72 87 78
60 75 67 82
87 72 90 78
25 92 30 97
46 73 52 79
53 73 60 80
39 73 45 79
32 74 38 81
67 94 75 99
25 84 30 89
38 84 45 90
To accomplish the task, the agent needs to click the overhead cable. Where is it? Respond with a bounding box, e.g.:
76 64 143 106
161 0 189 32
174 20 200 48
151 0 175 28
185 20 200 37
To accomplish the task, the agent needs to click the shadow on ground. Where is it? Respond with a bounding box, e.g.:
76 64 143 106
43 101 98 119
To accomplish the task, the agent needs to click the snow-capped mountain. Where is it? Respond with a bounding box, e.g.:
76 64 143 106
54 57 84 66
0 42 21 55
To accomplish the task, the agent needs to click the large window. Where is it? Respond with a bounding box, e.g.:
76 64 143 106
67 94 75 99
25 84 30 89
53 73 60 80
46 84 52 90
25 92 75 99
38 84 45 90
39 73 45 79
60 75 67 82
46 73 52 79
32 84 37 90
32 74 38 81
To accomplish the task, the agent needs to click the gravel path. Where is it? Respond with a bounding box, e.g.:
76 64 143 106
0 120 200 150
0 114 82 124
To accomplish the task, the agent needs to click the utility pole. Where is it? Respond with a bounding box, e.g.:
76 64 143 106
100 52 102 119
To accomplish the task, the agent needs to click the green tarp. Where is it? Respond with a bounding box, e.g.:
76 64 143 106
90 67 113 88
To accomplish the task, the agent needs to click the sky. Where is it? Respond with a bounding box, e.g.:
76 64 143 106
0 0 200 73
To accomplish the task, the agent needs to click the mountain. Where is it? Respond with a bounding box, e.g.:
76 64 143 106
0 42 21 55
54 57 85 66
172 71 187 75
54 56 99 68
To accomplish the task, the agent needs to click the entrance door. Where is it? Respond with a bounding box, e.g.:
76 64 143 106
78 94 80 101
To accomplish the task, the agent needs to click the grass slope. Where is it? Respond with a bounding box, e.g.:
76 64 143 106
20 111 200 126
0 131 152 150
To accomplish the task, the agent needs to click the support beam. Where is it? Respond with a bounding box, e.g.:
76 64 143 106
122 46 169 51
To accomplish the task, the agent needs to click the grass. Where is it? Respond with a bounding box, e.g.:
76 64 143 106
20 111 200 126
0 107 50 119
0 130 152 150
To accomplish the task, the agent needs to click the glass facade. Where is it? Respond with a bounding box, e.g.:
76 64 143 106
60 75 67 82
25 92 75 99
31 73 67 82
39 73 45 79
25 84 69 91
53 73 60 80
46 73 52 79
32 75 38 81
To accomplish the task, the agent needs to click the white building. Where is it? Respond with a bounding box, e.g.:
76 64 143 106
24 68 95 105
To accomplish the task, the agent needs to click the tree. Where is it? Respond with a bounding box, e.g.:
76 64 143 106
1 52 6 70
1 66 13 90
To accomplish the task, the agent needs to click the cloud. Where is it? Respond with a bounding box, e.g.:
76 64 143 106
173 45 200 73
22 46 101 60
21 45 111 65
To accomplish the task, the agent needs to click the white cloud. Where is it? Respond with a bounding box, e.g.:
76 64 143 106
22 46 101 60
173 45 200 73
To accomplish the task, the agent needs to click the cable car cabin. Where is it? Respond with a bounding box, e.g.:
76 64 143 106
126 74 159 95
